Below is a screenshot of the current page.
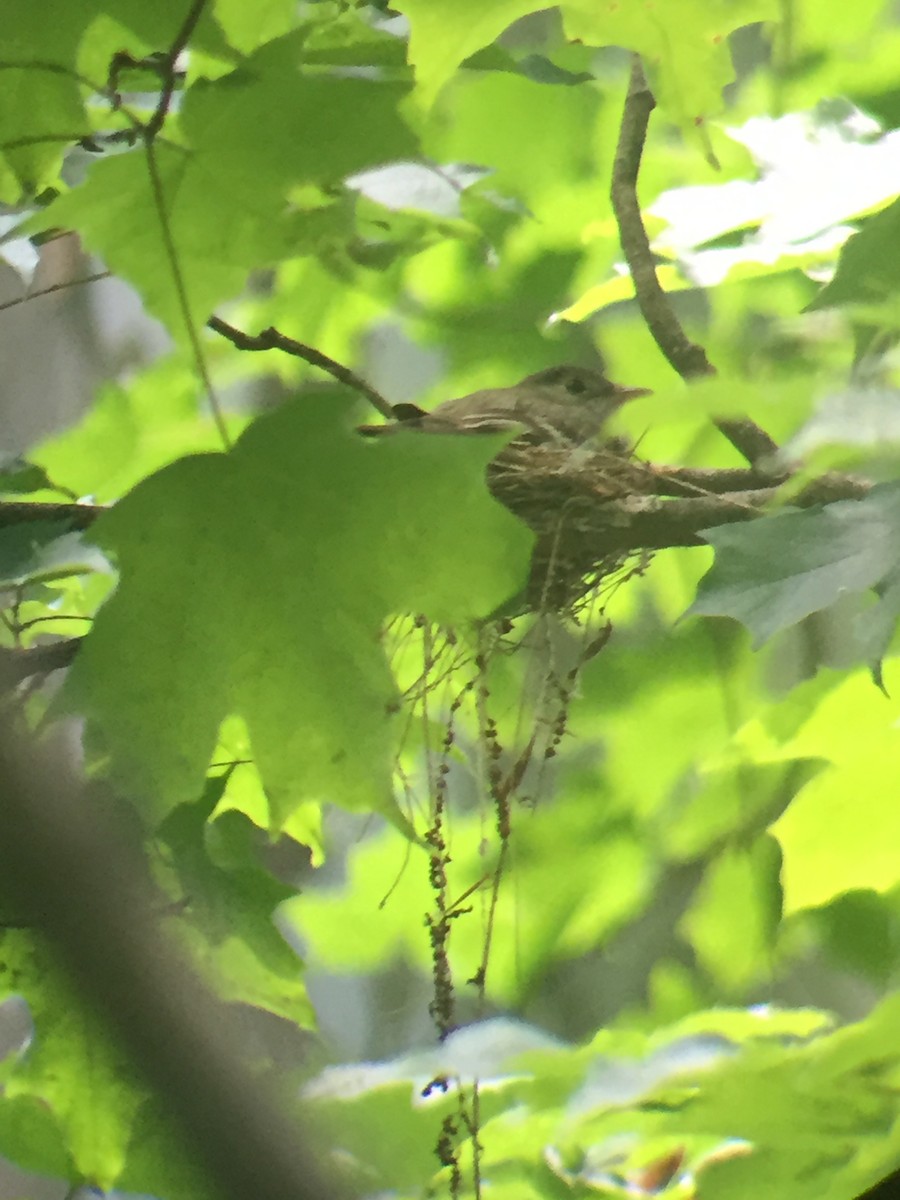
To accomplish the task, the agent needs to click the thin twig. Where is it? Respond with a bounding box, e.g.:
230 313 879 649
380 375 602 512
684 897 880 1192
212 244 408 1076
0 272 111 315
207 315 395 418
3 39 227 447
610 55 780 466
13 614 92 633
145 0 209 140
144 141 231 449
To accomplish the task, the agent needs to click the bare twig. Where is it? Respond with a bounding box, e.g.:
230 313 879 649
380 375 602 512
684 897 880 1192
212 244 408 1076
144 142 231 449
602 488 780 548
144 0 209 140
95 3 228 449
610 55 780 466
208 315 395 418
0 272 111 315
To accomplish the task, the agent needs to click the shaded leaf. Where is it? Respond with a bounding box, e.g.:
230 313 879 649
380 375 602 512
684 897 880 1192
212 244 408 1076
689 485 900 647
679 837 783 990
0 522 109 589
391 0 547 109
808 194 900 312
662 758 825 862
157 776 313 1025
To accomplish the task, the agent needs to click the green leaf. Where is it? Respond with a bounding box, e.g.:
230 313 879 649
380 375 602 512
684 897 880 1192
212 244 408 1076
662 758 825 862
755 671 900 912
689 484 900 647
680 838 783 990
34 354 225 504
0 456 64 496
808 194 900 312
391 0 548 109
0 522 108 589
0 932 143 1189
859 568 900 687
33 32 418 337
115 1095 217 1200
657 992 900 1200
62 394 531 828
560 0 779 155
0 6 90 197
199 0 298 56
773 760 900 913
157 777 313 1025
805 890 898 985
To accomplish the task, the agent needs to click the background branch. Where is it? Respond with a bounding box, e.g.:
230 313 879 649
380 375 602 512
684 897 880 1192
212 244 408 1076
0 712 341 1200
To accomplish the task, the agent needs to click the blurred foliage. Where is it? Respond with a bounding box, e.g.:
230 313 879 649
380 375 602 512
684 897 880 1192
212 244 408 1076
0 0 898 1197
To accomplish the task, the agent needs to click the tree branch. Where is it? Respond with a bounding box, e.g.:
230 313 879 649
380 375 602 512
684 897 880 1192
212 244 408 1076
0 500 103 530
0 271 111 315
0 713 341 1200
488 443 871 559
611 58 714 381
0 454 871 685
144 0 209 140
610 55 780 467
208 315 395 418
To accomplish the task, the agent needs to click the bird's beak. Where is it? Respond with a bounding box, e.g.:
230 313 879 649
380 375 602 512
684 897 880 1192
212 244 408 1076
615 384 653 400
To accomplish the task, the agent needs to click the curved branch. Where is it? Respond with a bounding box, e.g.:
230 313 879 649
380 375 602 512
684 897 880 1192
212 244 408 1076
610 55 780 467
611 57 714 381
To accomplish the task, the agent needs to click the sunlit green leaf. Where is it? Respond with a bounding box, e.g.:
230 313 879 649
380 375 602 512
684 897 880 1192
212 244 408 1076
62 394 530 828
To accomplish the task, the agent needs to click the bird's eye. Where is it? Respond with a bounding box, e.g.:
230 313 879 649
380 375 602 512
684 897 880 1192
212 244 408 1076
565 376 587 395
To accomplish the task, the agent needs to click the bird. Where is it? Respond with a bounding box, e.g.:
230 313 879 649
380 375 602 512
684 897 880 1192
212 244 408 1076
356 365 651 446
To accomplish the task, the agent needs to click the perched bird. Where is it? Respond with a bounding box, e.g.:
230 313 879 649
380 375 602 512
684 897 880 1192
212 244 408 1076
356 365 651 446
